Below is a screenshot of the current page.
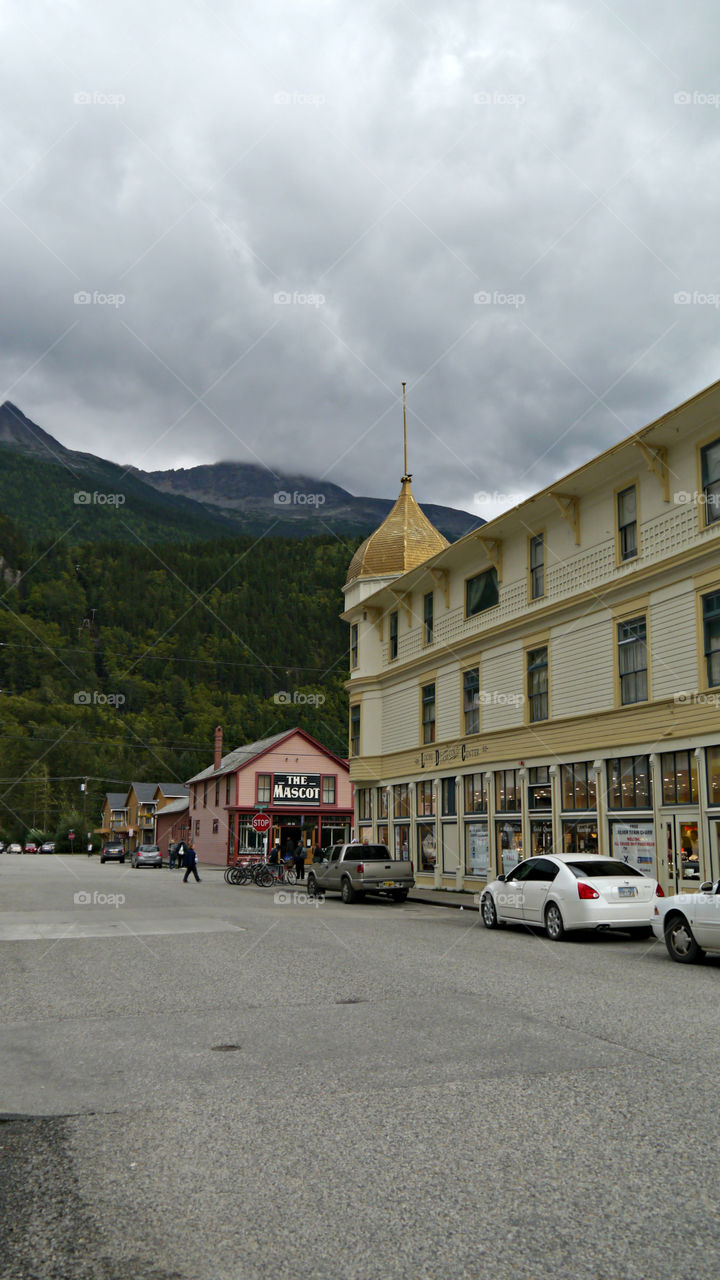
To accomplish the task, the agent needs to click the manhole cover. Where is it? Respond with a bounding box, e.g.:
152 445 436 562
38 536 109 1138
211 1044 242 1052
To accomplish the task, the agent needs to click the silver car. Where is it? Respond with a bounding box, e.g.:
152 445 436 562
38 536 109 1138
480 853 663 941
131 844 162 869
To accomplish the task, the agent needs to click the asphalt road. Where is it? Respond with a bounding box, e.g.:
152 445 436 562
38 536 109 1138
1 856 719 1280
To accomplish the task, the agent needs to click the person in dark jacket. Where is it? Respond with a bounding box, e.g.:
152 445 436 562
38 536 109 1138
268 844 280 867
182 841 201 883
293 840 306 881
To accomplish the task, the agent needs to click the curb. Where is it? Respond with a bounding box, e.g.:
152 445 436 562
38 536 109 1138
407 891 480 911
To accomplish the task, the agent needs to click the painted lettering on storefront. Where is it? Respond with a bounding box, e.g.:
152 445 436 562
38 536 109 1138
272 773 321 804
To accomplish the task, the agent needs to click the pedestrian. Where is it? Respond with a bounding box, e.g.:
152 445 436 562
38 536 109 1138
268 843 280 867
168 843 176 870
182 841 201 883
294 840 306 881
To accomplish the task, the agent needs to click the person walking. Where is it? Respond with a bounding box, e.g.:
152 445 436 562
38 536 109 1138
294 840 306 881
182 841 201 883
168 843 176 870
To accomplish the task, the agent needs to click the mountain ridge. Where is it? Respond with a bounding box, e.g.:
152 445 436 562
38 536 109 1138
0 401 484 544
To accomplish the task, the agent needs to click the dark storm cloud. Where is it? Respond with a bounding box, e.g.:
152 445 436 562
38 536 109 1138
2 0 720 519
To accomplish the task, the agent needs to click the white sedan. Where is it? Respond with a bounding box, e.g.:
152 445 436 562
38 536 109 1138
480 854 664 941
651 878 720 963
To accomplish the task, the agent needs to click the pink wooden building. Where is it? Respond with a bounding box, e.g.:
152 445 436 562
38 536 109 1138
186 727 354 866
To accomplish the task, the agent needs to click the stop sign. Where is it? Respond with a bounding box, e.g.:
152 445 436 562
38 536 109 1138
252 813 272 833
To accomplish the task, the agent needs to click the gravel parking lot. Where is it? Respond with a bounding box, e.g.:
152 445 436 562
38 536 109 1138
1 857 718 1280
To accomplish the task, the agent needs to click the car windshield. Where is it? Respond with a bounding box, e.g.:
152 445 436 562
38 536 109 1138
566 859 643 878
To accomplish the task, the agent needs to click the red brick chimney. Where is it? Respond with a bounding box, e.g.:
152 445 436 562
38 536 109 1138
214 725 223 771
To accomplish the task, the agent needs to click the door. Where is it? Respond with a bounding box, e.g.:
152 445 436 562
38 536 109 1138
497 859 534 921
686 880 720 950
666 815 706 893
520 857 559 923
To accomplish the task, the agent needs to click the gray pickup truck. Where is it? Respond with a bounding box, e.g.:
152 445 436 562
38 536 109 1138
306 844 415 903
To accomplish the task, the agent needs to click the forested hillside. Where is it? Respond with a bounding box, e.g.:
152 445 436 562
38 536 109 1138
0 514 358 841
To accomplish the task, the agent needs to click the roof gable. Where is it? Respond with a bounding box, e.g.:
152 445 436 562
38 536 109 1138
186 727 349 785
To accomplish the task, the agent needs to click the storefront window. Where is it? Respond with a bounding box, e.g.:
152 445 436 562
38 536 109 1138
357 788 371 821
465 821 490 877
608 755 651 809
393 784 410 819
495 769 521 812
464 773 486 814
528 766 551 809
610 820 655 876
530 818 553 855
417 780 435 816
707 746 720 806
394 824 410 859
661 751 698 805
561 763 597 811
236 824 267 853
496 819 522 873
417 822 437 870
377 787 388 818
441 778 456 816
562 819 598 854
377 823 389 848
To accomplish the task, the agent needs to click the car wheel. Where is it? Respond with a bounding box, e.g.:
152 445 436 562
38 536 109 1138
391 889 409 902
481 894 498 929
664 914 705 964
307 875 321 898
341 878 356 904
120 857 125 863
100 857 105 864
545 902 566 941
627 926 652 939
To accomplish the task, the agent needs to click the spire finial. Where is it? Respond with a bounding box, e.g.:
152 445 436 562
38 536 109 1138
401 381 411 483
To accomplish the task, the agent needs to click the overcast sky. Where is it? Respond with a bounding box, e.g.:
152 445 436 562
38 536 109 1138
2 0 720 519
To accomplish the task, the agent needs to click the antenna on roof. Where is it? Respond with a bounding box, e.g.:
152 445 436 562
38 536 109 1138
401 381 411 483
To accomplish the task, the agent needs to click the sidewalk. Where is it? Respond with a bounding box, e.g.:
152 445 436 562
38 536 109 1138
407 886 481 910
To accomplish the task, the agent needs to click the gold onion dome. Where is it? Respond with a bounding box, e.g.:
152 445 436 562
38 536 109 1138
345 475 449 585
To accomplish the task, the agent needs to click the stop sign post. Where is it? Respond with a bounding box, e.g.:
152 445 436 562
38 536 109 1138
251 813 272 834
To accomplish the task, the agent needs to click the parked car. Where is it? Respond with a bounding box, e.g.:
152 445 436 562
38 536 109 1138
39 842 55 853
8 843 22 854
480 854 664 941
131 844 162 869
100 842 126 864
24 842 39 854
651 879 720 963
306 844 415 903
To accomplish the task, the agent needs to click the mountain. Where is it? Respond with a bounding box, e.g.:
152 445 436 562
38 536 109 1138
0 403 243 546
139 461 483 542
0 402 483 545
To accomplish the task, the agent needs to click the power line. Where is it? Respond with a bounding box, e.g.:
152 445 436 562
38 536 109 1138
0 639 343 673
